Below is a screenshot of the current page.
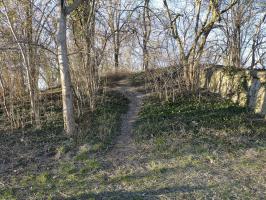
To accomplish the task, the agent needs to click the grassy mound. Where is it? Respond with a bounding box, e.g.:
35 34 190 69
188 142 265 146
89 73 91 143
81 91 129 150
131 92 266 199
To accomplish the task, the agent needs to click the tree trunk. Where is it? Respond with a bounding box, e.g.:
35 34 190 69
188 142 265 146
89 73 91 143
231 28 241 68
57 0 76 136
181 58 190 90
230 4 241 68
114 48 119 71
0 71 13 126
143 0 151 71
143 47 149 71
26 0 40 128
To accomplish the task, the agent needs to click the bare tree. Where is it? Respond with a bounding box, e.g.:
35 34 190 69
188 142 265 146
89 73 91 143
2 0 40 127
163 0 238 90
251 13 266 68
56 0 84 136
107 0 134 71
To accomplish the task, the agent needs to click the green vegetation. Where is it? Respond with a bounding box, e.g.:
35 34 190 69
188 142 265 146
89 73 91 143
0 91 129 200
134 92 265 140
129 71 147 87
1 78 265 199
78 91 129 150
131 92 266 199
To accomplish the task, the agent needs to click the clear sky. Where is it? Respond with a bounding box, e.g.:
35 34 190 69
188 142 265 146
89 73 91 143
152 0 164 8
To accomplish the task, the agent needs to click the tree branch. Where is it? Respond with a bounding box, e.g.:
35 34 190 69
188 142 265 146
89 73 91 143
221 0 239 15
65 0 84 15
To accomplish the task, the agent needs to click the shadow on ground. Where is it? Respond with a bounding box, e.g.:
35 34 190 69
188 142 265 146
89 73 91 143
61 185 209 200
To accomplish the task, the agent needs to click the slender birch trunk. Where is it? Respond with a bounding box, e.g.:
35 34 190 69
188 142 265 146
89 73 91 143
56 0 84 136
57 1 75 135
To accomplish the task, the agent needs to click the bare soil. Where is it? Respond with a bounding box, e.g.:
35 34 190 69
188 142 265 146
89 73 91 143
106 79 144 167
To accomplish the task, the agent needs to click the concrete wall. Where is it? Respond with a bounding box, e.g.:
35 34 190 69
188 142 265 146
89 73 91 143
200 66 266 118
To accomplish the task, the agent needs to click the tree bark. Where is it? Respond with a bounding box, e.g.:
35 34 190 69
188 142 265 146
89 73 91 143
114 48 119 71
57 0 76 136
26 0 40 127
143 0 151 71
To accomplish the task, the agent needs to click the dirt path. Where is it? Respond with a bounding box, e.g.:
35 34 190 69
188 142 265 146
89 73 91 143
106 79 144 167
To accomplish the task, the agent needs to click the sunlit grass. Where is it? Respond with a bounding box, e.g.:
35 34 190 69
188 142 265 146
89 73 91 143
131 92 266 199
